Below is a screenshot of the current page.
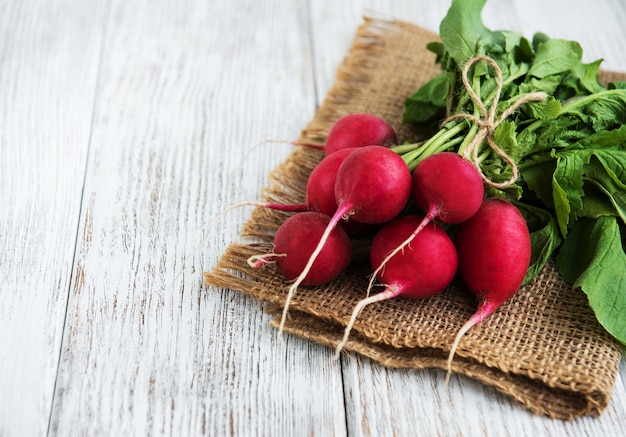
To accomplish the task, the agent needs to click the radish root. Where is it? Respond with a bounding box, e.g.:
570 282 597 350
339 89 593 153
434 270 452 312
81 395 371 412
444 301 499 387
246 252 285 268
334 285 402 359
444 316 476 388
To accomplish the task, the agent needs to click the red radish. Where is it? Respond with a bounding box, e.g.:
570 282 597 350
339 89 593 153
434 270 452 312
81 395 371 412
232 147 374 236
276 145 412 340
412 152 485 224
295 113 398 156
367 152 484 293
303 148 356 215
446 198 531 383
334 215 458 357
256 148 359 215
249 211 351 286
332 146 411 223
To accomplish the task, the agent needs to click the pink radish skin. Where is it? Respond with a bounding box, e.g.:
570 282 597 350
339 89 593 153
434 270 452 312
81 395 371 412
295 113 398 156
333 146 411 224
232 147 374 236
367 152 484 294
446 198 531 382
277 145 412 341
302 147 377 236
412 152 485 225
263 148 359 215
250 211 351 286
334 215 458 357
369 217 458 299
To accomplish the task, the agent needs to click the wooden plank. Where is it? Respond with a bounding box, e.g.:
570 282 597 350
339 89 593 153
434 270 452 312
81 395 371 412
0 1 106 436
1 0 622 435
47 0 347 435
342 355 626 436
307 0 626 435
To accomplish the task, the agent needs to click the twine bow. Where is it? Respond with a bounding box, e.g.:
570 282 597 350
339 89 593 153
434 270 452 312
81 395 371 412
444 55 548 189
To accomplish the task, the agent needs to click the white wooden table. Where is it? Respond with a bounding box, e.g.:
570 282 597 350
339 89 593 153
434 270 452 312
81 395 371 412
1 0 625 435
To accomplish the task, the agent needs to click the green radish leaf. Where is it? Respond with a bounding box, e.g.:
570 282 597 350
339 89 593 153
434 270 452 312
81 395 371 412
493 120 521 159
507 60 530 84
520 155 557 209
522 96 562 120
426 42 451 68
532 32 550 51
569 59 604 94
583 151 626 225
577 124 626 150
517 116 583 155
515 35 535 61
552 151 585 235
537 116 589 150
550 148 626 235
403 73 451 124
556 216 626 346
608 81 626 90
439 0 495 65
516 202 562 285
528 39 583 78
503 31 523 53
519 75 562 95
580 180 623 219
561 89 626 131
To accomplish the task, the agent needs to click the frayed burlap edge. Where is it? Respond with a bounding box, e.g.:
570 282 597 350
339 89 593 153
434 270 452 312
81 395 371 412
203 17 623 420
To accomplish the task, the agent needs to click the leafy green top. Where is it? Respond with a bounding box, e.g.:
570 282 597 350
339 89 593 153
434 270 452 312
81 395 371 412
400 0 626 346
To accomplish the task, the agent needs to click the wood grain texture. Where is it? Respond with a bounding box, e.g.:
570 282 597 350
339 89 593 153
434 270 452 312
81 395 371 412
0 1 106 436
45 0 347 436
1 0 624 436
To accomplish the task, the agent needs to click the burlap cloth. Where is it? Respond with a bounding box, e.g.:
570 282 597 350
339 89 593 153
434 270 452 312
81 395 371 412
203 18 623 420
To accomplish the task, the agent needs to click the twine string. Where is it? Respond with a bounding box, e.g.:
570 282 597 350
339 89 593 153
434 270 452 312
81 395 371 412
442 55 548 189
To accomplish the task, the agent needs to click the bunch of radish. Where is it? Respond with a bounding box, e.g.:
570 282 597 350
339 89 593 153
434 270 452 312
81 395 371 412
247 112 531 380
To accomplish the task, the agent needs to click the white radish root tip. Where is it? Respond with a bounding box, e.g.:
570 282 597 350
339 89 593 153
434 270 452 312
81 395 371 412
444 317 476 388
246 253 284 268
341 210 356 221
334 285 401 360
444 303 497 388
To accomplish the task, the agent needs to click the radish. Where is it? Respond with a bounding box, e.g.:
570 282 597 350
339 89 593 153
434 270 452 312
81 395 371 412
249 211 352 286
276 145 412 340
233 147 375 236
334 215 458 357
367 152 484 293
295 113 398 156
237 147 358 215
446 198 532 383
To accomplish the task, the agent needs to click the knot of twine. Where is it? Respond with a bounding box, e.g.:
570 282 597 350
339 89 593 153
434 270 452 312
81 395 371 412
443 55 548 189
